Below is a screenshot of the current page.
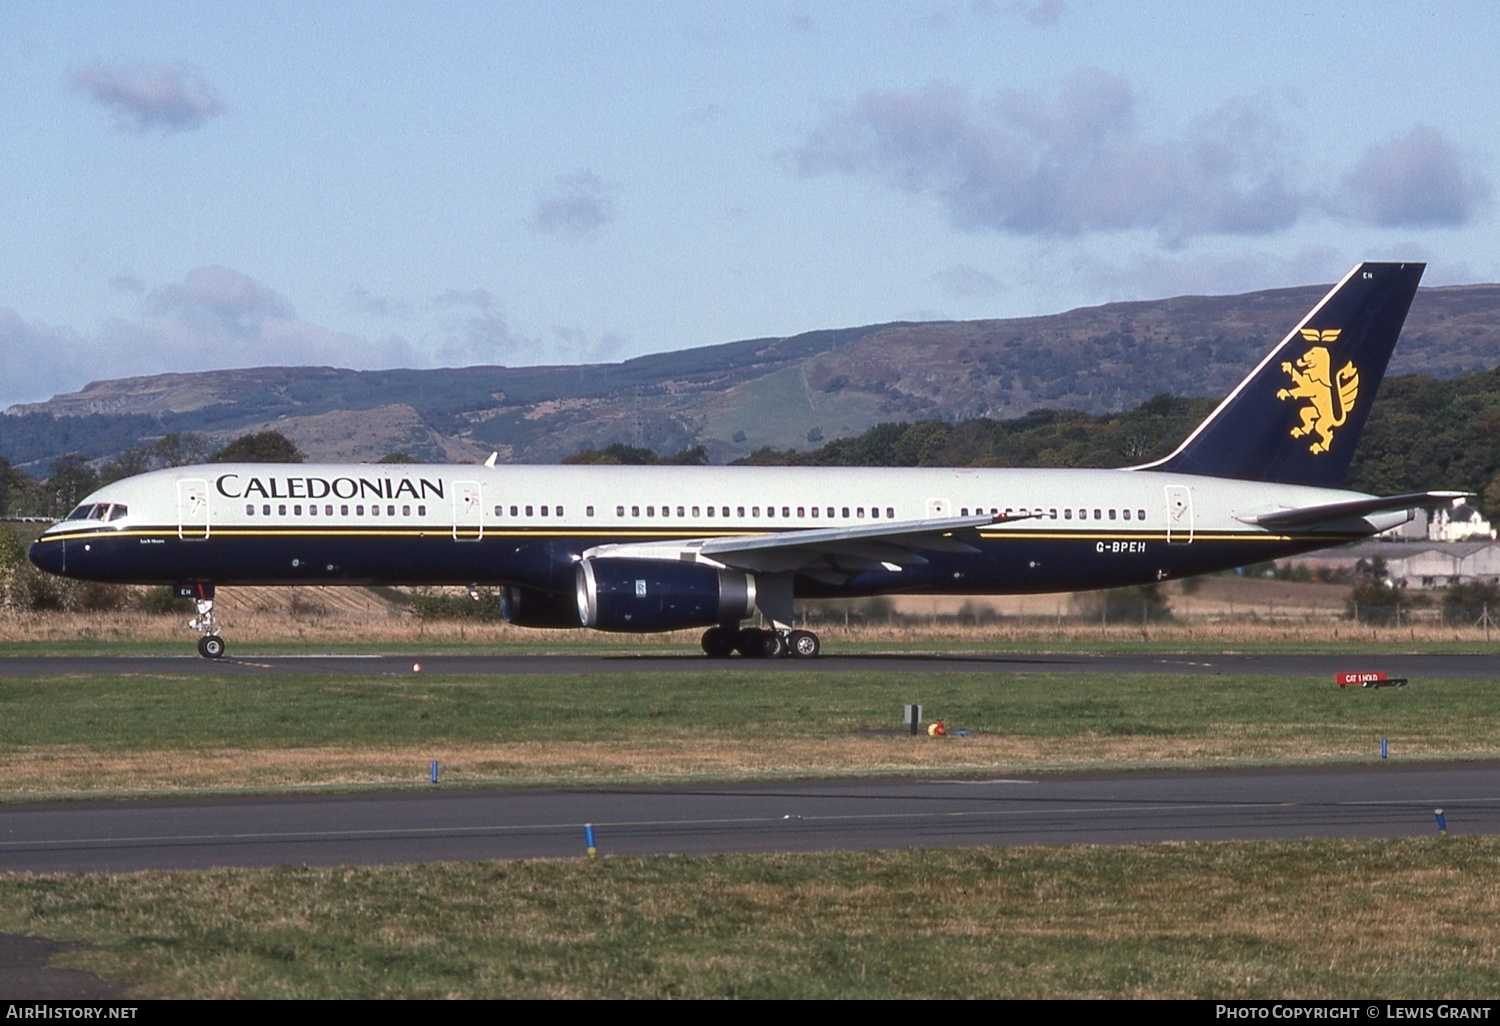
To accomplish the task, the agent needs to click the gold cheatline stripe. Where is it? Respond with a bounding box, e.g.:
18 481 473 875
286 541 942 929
35 526 1351 545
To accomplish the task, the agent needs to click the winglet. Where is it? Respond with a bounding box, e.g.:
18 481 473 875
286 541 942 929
1132 262 1425 486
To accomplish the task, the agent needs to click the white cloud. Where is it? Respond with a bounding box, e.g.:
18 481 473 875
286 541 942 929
792 74 1491 244
70 61 225 133
427 288 533 365
527 169 616 240
1337 125 1491 228
0 268 417 409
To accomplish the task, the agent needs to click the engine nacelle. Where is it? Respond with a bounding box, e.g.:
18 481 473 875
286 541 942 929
499 583 583 628
577 558 756 632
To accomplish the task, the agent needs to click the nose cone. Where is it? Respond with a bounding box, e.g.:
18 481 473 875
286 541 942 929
28 536 65 576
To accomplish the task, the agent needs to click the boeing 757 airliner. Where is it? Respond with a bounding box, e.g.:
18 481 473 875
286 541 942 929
29 263 1466 658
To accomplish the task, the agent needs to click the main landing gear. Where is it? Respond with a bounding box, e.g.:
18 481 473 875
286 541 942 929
700 625 821 659
181 583 225 659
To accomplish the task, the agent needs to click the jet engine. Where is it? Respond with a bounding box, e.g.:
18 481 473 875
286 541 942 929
499 583 583 628
577 558 756 632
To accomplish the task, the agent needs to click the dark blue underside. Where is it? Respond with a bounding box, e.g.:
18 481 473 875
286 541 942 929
32 526 1364 599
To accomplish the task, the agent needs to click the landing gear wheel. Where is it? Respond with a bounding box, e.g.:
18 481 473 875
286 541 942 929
759 631 788 658
198 635 226 659
701 626 737 659
788 630 820 658
735 627 767 658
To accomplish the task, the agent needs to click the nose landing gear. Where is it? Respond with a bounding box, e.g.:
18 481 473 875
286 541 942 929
180 584 225 659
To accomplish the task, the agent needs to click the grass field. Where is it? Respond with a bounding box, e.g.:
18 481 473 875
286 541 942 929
3 590 1498 998
5 839 1499 998
1 667 1496 799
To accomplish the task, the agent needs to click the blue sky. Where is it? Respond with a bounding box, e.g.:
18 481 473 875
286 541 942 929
2 1 1496 409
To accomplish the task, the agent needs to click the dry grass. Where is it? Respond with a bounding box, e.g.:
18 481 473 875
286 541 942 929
0 594 1493 650
8 839 1500 997
5 727 1494 800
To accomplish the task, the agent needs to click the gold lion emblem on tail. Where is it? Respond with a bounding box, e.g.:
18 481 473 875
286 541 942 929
1276 328 1358 454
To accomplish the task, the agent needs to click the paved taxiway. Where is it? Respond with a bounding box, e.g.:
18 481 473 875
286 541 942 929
2 650 1499 678
4 762 1499 873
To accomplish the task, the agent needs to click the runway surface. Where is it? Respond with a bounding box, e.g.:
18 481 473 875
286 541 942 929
3 650 1500 678
4 761 1498 874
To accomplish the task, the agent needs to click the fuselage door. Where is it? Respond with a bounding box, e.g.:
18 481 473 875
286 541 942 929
1165 485 1193 544
177 479 210 540
453 480 483 541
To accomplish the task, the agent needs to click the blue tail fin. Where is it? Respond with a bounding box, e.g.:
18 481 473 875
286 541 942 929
1135 262 1424 486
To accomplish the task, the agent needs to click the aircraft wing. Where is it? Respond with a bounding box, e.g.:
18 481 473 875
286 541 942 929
1238 491 1475 530
583 512 1026 584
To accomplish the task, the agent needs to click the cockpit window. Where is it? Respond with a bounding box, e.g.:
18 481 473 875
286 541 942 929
61 503 126 523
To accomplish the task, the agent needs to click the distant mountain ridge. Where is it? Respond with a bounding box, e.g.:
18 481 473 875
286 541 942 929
6 280 1500 469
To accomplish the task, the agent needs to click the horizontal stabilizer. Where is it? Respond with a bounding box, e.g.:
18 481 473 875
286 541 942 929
1239 491 1474 530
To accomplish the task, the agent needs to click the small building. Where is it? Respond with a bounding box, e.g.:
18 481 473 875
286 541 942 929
1429 503 1496 542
